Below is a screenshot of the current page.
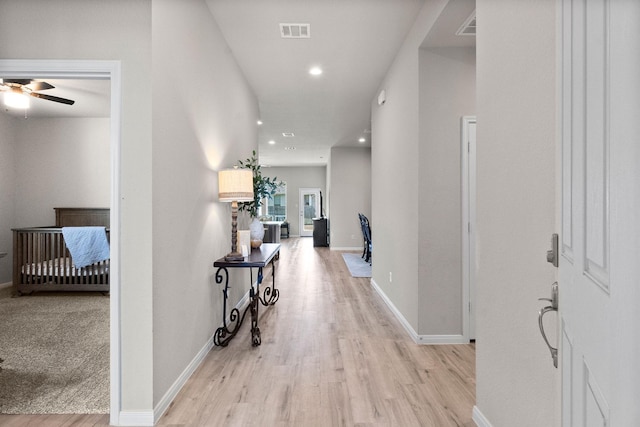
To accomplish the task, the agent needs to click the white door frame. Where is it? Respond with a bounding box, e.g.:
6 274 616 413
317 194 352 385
299 188 320 237
0 59 122 424
461 116 476 341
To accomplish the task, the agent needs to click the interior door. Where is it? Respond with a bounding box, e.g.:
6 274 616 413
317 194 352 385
299 188 320 237
559 1 640 425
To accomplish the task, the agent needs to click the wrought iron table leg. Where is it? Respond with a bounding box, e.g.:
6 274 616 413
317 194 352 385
214 250 280 347
250 286 261 346
259 258 280 306
214 267 248 347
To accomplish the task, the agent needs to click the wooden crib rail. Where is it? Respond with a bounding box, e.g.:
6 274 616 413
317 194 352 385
12 227 110 294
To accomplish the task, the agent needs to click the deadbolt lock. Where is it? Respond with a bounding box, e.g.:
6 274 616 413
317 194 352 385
546 233 559 268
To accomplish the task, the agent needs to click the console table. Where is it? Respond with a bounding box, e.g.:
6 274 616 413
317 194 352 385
213 243 280 347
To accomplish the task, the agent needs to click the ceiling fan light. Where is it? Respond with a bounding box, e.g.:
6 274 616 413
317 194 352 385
4 92 30 109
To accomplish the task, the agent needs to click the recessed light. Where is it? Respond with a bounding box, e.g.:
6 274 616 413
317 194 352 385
257 120 263 125
358 137 366 143
268 140 276 145
309 66 323 76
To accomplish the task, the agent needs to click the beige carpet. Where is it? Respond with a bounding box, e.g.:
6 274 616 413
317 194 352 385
0 286 109 414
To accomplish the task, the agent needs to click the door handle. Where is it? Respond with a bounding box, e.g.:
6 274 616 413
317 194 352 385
538 282 558 368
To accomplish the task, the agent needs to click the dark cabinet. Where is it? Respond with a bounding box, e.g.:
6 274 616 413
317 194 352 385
312 217 329 247
263 222 281 243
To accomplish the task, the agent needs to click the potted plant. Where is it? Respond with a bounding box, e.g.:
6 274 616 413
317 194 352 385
238 150 283 247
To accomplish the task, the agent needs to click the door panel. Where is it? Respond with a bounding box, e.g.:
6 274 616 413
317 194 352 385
561 0 610 424
560 0 640 425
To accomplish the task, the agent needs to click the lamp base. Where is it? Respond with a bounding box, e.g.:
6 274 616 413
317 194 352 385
224 251 245 261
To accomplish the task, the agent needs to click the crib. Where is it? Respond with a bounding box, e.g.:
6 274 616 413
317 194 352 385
12 208 110 295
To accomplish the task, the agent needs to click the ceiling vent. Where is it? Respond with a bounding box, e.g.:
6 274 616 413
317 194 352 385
456 13 476 36
282 132 295 137
280 23 310 38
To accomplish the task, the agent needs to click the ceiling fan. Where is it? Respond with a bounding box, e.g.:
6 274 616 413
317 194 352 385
0 79 75 107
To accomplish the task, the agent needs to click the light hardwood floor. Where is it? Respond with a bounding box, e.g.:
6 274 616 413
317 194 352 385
0 237 476 427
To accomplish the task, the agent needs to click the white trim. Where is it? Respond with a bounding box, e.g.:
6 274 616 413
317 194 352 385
0 59 123 426
153 288 252 423
330 246 363 251
371 279 418 340
153 337 215 423
118 411 154 426
461 115 477 341
472 405 493 427
416 334 468 345
370 279 468 345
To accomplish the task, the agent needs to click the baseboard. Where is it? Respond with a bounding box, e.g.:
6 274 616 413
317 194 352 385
370 279 469 345
0 281 12 289
153 336 215 423
117 411 154 426
152 288 252 424
416 334 468 344
330 246 363 251
472 406 493 427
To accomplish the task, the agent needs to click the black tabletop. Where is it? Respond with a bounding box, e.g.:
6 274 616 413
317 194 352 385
214 243 280 268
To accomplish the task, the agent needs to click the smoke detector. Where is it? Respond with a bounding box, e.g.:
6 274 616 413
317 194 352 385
280 23 311 38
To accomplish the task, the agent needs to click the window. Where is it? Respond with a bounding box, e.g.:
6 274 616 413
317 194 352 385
260 182 287 221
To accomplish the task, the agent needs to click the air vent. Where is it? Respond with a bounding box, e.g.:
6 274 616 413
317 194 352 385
456 13 476 36
282 132 295 137
280 23 311 38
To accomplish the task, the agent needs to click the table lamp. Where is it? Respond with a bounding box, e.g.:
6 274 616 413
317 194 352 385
218 167 254 261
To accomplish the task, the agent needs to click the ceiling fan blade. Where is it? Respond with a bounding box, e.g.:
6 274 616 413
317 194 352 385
26 81 55 91
3 79 32 86
30 92 75 105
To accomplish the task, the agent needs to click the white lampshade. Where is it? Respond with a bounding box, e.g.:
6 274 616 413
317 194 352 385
4 92 30 109
218 168 253 202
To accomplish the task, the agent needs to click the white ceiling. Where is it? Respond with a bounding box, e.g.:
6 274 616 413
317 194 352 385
0 1 475 166
205 0 427 166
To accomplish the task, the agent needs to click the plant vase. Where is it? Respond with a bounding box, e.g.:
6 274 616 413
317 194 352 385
249 217 265 248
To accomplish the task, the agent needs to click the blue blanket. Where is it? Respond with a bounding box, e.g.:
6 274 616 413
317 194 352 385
61 227 110 268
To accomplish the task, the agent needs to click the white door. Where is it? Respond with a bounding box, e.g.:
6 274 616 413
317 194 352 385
462 116 477 341
299 188 320 237
559 1 640 425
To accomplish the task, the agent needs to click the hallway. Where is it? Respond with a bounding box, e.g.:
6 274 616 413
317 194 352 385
0 237 475 427
158 237 475 426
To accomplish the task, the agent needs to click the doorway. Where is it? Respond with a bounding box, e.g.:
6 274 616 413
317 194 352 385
0 59 122 423
299 188 320 237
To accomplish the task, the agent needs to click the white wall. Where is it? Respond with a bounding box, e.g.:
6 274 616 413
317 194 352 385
329 147 371 249
13 118 110 226
0 117 109 284
418 47 475 335
152 0 257 409
371 0 449 333
266 166 326 236
0 0 154 414
0 114 17 283
474 0 558 426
